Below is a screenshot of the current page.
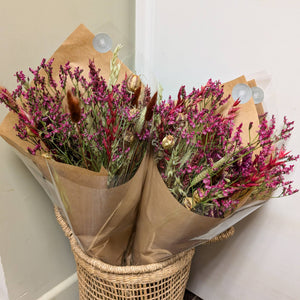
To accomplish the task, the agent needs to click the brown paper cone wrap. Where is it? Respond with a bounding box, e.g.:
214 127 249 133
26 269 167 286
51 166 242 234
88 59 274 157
219 76 260 147
0 24 132 181
0 24 141 265
132 155 266 265
132 155 224 265
48 153 148 266
132 77 262 265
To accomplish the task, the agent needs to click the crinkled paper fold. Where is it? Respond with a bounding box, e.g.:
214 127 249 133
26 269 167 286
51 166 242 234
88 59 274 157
47 153 148 265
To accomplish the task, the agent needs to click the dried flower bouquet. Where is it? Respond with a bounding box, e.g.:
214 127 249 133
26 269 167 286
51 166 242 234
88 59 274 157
0 51 152 187
130 77 298 264
152 79 298 217
0 25 156 265
0 25 298 266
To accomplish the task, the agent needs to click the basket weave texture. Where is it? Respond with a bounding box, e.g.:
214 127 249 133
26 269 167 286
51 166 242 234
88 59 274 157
55 207 195 300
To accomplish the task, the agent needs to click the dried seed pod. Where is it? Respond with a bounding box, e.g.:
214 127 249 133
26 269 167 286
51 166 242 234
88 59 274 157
127 74 141 92
41 153 52 159
145 92 157 121
124 131 134 143
26 127 38 137
131 86 141 108
135 107 147 134
129 107 140 118
193 190 201 203
162 135 175 150
183 197 193 210
67 90 81 123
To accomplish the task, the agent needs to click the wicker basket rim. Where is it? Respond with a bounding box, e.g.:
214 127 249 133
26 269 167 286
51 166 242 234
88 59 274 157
54 206 195 275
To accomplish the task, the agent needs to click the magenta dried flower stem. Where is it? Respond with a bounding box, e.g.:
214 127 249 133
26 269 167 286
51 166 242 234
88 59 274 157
151 79 298 217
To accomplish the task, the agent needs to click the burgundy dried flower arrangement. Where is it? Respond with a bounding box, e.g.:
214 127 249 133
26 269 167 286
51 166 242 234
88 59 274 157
0 54 152 187
151 80 299 217
0 52 298 218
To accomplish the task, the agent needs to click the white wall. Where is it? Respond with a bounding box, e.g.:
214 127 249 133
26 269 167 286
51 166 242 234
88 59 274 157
0 1 135 299
1 1 299 299
0 0 135 92
136 1 300 299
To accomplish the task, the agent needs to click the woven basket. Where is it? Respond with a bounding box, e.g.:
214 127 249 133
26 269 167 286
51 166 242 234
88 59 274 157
54 207 195 300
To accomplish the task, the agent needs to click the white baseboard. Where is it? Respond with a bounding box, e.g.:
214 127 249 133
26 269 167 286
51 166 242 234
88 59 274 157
36 273 78 300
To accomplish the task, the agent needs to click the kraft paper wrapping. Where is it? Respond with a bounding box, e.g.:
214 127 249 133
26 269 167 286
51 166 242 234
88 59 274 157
219 76 260 146
0 24 144 265
248 79 265 117
132 155 265 265
132 77 266 265
47 153 148 265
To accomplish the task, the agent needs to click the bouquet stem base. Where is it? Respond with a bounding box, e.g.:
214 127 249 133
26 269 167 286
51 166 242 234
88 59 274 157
54 207 195 300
